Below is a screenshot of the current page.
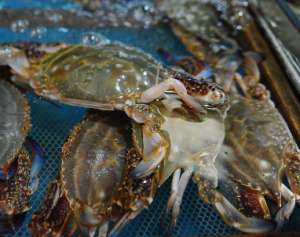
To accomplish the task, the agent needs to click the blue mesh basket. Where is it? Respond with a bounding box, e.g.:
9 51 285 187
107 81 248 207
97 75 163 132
0 1 300 236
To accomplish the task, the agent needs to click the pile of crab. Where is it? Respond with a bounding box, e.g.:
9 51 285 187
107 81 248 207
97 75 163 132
0 1 300 234
0 49 44 233
0 38 299 237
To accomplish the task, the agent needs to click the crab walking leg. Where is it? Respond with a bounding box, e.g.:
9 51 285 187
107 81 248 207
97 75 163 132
0 47 30 77
131 125 169 178
139 78 206 113
283 144 300 202
0 45 67 79
275 184 296 230
167 169 181 211
171 168 194 226
109 201 145 236
97 222 109 237
213 191 275 233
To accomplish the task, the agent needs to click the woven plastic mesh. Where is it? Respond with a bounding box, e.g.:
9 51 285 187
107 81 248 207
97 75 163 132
0 0 269 236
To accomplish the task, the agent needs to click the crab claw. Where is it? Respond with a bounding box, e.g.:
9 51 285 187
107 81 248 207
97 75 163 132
130 126 169 179
25 138 45 192
213 191 276 233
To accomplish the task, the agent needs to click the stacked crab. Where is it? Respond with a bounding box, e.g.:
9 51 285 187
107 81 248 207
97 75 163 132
0 1 299 236
0 75 44 233
156 0 300 233
0 42 227 236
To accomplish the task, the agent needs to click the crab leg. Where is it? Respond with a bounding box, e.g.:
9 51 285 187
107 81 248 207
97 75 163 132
213 191 275 233
0 213 26 234
171 168 193 226
167 169 181 211
283 143 300 202
139 78 206 113
236 185 271 220
0 47 30 77
96 222 109 237
29 181 75 237
275 184 296 230
109 201 145 236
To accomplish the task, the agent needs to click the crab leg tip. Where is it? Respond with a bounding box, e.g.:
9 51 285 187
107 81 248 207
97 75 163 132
275 185 296 230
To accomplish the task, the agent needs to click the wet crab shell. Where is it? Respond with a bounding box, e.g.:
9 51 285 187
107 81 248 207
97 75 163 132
0 137 44 218
29 111 159 236
156 0 228 42
217 96 299 205
1 42 228 114
60 111 131 227
29 43 166 109
0 148 32 216
0 80 31 171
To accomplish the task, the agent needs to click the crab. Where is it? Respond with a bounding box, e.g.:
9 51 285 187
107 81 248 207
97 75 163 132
131 97 226 226
29 111 160 237
211 96 299 233
0 80 44 231
156 0 242 62
173 48 300 232
0 80 31 178
0 42 228 176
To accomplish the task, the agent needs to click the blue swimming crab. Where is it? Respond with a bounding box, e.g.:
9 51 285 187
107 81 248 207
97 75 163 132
0 43 228 176
0 80 44 229
174 51 300 233
131 98 225 226
213 96 298 233
30 111 160 237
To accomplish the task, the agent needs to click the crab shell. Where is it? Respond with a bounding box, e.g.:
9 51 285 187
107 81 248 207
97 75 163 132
218 96 299 203
30 111 159 236
200 95 300 233
0 137 44 220
0 78 44 227
156 0 228 43
0 80 31 174
0 43 228 113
